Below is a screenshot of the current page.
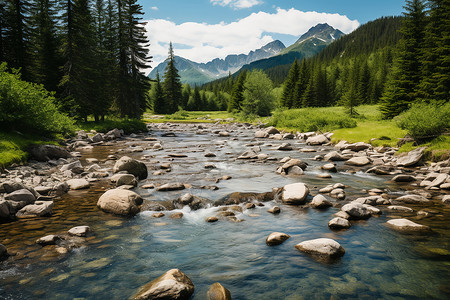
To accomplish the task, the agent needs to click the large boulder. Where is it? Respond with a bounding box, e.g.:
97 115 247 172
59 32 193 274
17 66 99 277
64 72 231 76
16 201 53 218
60 161 84 174
396 147 426 167
207 283 232 300
266 232 291 246
111 174 138 187
295 238 345 259
28 144 71 161
131 269 194 300
386 218 431 233
324 151 348 161
281 159 308 171
281 183 309 205
0 201 11 220
310 194 332 209
341 202 371 219
328 217 351 229
306 135 329 145
113 156 148 180
97 189 143 216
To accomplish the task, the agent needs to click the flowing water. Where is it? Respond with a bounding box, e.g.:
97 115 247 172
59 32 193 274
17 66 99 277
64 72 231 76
0 125 449 299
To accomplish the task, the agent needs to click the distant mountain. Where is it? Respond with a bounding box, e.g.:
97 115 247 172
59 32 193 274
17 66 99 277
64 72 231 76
149 40 286 85
240 23 344 73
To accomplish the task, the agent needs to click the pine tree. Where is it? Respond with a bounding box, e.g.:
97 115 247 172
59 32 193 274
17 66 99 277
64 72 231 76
29 0 61 93
292 59 309 107
418 0 450 103
358 61 371 104
228 70 247 112
280 59 299 108
152 72 165 113
181 84 191 109
163 42 182 114
3 0 31 80
380 0 427 118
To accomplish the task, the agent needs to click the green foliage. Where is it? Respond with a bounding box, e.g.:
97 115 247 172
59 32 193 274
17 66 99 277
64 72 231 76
151 72 166 114
228 70 247 112
267 106 357 132
163 42 183 114
395 102 450 139
0 63 75 136
242 70 275 116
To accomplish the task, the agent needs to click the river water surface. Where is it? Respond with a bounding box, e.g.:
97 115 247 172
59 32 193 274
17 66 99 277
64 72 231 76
0 125 449 299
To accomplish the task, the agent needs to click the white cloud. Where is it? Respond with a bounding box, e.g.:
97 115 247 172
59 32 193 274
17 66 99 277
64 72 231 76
211 0 263 9
150 6 158 11
145 8 359 73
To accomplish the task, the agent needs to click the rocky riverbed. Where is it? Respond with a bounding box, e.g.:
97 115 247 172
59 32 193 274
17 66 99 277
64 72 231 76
0 122 449 299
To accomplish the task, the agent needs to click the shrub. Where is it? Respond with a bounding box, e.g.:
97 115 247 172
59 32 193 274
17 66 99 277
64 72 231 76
395 102 450 140
0 63 75 136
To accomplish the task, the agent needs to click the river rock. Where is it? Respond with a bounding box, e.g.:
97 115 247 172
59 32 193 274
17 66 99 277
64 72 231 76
277 143 293 151
340 142 371 152
353 195 390 206
310 194 332 209
321 163 337 172
206 216 218 222
267 206 280 214
111 174 138 187
306 135 329 145
0 201 11 220
328 217 351 229
60 161 84 174
207 282 232 300
266 232 290 246
91 133 104 143
113 156 148 180
387 205 414 212
395 194 430 204
442 195 450 204
386 218 431 233
156 183 185 192
396 147 426 167
131 269 194 300
295 238 345 259
341 202 371 219
286 166 304 175
345 156 371 166
66 179 90 190
265 126 279 135
281 159 308 171
5 189 36 204
36 234 60 245
16 201 53 218
428 173 448 188
28 144 71 161
68 226 90 237
281 183 310 205
324 151 348 161
238 150 258 159
97 189 143 216
392 174 416 182
255 130 269 138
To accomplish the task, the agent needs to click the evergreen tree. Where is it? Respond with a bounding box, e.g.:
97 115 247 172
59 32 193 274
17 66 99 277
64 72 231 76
418 0 450 103
342 68 360 116
380 0 427 118
29 0 61 93
187 86 201 111
281 59 299 108
181 83 191 109
228 70 247 112
163 42 182 114
3 0 31 80
151 72 165 113
0 2 7 63
358 61 371 104
292 59 309 107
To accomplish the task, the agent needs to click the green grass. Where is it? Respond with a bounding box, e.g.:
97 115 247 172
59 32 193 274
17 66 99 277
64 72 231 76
77 118 147 134
143 111 233 123
0 131 59 168
267 106 357 132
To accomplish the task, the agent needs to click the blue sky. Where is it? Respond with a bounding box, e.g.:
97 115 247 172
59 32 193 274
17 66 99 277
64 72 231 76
139 0 406 69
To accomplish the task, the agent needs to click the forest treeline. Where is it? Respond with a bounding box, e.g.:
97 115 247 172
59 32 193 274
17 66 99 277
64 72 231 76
0 0 151 120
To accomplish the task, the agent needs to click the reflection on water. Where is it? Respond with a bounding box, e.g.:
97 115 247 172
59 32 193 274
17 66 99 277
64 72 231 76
0 126 449 299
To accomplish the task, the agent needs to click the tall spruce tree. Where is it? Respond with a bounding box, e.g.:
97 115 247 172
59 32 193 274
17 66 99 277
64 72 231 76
418 0 450 103
152 72 165 113
29 0 61 93
228 70 247 112
162 42 182 114
380 0 427 118
292 59 309 108
281 59 299 108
